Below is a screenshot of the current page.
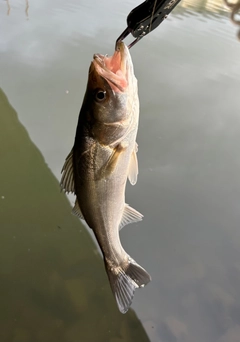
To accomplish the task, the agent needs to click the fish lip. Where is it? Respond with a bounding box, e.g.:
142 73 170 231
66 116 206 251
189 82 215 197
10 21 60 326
92 42 128 93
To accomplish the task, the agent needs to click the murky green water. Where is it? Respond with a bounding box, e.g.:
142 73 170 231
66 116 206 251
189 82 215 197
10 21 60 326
0 89 150 341
1 0 240 341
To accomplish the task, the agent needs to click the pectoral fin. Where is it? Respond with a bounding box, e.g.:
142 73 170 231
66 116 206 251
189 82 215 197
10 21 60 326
60 149 75 194
128 143 138 186
99 142 127 179
119 204 143 230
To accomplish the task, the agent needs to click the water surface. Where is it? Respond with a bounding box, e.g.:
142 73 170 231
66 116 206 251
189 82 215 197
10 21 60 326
1 0 240 341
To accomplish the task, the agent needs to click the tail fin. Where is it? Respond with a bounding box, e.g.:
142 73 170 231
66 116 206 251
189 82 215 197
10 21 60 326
105 257 151 314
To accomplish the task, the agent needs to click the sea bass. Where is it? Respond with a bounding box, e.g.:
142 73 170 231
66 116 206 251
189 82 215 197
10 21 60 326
61 42 151 313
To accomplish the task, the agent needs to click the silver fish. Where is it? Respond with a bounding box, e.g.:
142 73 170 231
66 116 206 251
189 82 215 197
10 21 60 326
61 42 151 313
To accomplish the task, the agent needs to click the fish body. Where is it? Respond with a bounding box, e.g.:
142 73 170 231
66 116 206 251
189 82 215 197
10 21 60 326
61 42 151 313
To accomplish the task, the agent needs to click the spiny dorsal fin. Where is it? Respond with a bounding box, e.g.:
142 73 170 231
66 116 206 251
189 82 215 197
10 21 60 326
72 200 84 220
128 142 138 186
119 204 143 230
60 149 75 194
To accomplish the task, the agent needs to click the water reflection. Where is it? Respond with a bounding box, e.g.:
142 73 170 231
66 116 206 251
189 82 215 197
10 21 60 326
180 0 229 14
1 0 232 16
177 0 240 40
5 0 29 16
6 0 10 15
0 88 150 342
1 0 236 28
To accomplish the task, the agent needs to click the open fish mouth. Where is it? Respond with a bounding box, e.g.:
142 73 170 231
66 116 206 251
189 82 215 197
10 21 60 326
92 42 129 92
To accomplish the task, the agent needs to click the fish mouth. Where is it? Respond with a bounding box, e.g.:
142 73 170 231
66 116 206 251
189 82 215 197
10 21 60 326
92 42 129 93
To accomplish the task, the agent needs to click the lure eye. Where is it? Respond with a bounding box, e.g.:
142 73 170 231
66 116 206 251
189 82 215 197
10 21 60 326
95 89 107 102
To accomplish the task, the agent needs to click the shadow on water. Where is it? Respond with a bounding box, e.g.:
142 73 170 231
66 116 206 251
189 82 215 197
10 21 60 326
0 88 150 342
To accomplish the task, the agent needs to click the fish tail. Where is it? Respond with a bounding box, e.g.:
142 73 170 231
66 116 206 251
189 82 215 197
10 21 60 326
104 257 151 314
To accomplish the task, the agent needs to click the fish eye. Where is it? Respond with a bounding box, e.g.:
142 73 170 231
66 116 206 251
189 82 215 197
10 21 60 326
95 89 107 102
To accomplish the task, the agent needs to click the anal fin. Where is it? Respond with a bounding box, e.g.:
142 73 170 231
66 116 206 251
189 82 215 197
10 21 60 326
119 204 143 230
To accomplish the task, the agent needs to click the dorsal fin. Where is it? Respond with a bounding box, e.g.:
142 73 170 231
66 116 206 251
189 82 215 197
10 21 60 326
128 142 138 186
119 204 143 230
60 149 75 194
72 200 84 220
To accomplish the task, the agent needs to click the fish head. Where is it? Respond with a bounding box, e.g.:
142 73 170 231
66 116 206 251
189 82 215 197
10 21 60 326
82 42 138 145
